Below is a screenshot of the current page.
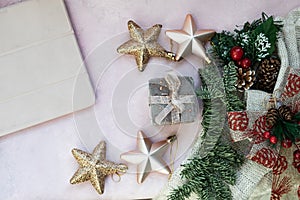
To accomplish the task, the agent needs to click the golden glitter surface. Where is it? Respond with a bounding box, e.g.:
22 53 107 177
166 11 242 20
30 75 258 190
70 141 127 195
117 20 175 72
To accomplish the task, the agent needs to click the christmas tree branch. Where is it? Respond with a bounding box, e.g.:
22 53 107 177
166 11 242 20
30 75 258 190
168 65 244 200
223 62 245 112
168 141 244 200
197 65 226 158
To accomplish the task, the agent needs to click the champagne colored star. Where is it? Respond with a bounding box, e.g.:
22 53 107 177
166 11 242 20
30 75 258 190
120 131 176 184
166 14 215 63
70 141 128 195
117 20 175 72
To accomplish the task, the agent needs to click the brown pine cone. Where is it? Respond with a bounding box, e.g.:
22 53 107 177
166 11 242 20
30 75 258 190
278 105 292 121
255 57 281 93
266 108 279 127
236 67 256 91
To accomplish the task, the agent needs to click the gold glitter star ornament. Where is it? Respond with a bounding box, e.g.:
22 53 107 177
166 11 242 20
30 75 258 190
117 20 176 72
70 141 128 195
166 14 215 63
120 131 177 184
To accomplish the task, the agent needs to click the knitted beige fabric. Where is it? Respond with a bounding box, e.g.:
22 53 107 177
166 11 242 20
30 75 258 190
283 8 300 69
231 161 271 200
246 7 300 200
245 90 271 111
248 172 273 200
274 24 290 93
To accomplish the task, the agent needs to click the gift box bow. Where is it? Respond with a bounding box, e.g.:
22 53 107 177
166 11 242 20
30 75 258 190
149 73 196 125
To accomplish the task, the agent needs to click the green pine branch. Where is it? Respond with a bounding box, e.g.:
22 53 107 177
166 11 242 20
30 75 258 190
167 141 244 200
223 62 245 112
210 31 235 63
197 65 226 157
197 62 245 113
272 114 300 142
211 13 282 65
167 59 246 200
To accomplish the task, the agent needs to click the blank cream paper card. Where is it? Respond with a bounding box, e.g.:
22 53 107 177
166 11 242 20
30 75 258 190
0 0 95 136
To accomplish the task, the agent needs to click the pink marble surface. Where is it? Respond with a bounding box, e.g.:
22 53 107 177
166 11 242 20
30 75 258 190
0 0 300 199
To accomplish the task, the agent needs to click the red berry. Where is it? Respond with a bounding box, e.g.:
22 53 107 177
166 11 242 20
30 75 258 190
269 136 278 144
298 165 300 173
237 60 242 66
241 58 252 69
281 139 292 148
294 150 300 160
263 131 271 139
230 46 244 61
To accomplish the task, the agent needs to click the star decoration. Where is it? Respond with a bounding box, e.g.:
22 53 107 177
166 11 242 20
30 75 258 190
117 20 175 72
166 14 215 63
70 141 128 195
120 131 177 184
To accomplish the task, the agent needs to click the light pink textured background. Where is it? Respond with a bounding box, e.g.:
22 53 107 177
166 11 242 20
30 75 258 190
0 0 299 200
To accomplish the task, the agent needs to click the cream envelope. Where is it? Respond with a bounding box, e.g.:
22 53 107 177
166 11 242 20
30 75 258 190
0 0 95 136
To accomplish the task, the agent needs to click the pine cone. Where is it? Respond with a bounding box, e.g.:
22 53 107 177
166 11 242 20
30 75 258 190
272 155 288 175
251 148 277 168
251 115 271 144
255 57 281 93
266 108 279 127
236 67 256 90
228 112 249 131
278 105 292 121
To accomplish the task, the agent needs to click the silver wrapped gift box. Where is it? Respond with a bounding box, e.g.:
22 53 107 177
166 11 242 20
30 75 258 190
148 73 197 125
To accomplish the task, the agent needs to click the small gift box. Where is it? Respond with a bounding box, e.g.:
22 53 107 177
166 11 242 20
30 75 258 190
148 73 197 125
